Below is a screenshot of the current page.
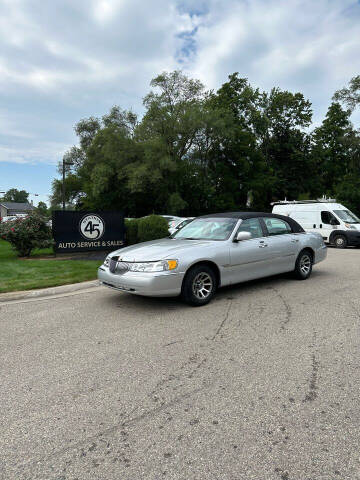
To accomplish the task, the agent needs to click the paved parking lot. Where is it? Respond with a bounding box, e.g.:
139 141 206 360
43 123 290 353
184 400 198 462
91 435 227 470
1 248 360 480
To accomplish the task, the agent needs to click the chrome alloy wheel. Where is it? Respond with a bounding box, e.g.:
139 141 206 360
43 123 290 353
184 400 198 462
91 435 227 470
335 237 345 247
192 272 213 300
300 254 311 275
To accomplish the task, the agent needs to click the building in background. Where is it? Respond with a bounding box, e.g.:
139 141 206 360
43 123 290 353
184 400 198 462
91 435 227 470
0 202 35 219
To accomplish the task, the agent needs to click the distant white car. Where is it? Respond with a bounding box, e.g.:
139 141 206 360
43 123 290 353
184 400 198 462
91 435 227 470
1 215 18 223
160 215 182 231
169 217 195 235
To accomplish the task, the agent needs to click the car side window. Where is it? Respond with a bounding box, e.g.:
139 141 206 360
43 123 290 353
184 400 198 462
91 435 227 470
236 218 264 239
321 211 339 225
263 218 292 236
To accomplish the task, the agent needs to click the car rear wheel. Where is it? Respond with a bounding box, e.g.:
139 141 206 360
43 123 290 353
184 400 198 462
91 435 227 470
294 250 313 280
181 264 217 306
333 235 347 249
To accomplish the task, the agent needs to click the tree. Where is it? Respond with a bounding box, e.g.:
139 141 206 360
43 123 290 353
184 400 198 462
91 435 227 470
51 107 138 210
78 126 144 214
139 70 206 162
336 174 360 216
312 103 355 193
51 69 358 217
36 201 49 218
135 71 221 214
257 88 314 201
3 189 29 203
208 74 314 208
333 75 360 111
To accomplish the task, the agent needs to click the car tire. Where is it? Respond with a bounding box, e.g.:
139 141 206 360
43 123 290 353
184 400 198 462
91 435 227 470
294 250 313 280
181 264 217 306
333 235 348 249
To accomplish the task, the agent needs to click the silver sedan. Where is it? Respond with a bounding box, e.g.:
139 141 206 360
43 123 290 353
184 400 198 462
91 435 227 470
98 212 327 306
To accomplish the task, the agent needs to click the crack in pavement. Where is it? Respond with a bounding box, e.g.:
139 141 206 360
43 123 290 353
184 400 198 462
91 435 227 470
13 384 211 475
303 331 320 403
270 287 292 331
211 299 233 341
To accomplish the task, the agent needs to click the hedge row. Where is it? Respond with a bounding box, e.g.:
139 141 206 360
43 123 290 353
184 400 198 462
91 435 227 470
125 215 169 245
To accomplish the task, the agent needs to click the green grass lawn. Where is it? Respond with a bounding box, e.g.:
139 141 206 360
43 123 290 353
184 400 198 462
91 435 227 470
0 239 101 294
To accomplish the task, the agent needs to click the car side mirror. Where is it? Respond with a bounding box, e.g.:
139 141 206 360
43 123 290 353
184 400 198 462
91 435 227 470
235 231 252 242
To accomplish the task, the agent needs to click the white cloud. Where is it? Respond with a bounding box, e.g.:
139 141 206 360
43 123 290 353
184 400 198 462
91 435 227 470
0 141 69 164
185 0 360 123
92 0 125 24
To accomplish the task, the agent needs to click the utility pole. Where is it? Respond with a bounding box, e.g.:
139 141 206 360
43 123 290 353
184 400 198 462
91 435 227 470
62 160 66 211
62 159 74 210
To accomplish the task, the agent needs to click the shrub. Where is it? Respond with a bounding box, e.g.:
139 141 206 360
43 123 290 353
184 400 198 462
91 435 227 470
0 212 53 257
125 218 139 245
137 215 169 243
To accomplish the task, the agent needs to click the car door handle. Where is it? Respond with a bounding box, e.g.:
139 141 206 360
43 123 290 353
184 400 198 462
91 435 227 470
291 239 299 243
258 243 268 248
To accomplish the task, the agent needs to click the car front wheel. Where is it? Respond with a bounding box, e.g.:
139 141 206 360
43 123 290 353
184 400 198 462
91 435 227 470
294 250 313 280
181 264 217 306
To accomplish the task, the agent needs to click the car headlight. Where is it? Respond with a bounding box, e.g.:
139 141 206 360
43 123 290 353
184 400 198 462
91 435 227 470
103 256 110 267
128 260 178 272
345 223 356 230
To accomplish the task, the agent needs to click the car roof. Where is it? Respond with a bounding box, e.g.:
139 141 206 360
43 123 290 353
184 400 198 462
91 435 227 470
199 211 305 233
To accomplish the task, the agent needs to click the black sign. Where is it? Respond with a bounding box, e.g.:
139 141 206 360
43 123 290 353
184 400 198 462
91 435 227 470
53 211 125 252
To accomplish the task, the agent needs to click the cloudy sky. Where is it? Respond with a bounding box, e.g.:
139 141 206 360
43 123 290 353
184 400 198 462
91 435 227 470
1 0 359 204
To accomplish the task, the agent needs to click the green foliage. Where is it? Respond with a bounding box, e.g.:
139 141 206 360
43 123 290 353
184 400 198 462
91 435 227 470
0 212 53 257
0 239 99 293
50 70 360 216
333 75 360 111
36 201 49 217
335 174 360 216
313 103 355 192
3 188 29 203
137 215 169 243
125 218 139 245
167 193 187 215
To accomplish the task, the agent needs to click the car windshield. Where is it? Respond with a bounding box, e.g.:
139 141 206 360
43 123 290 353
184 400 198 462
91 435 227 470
333 210 360 224
172 217 237 240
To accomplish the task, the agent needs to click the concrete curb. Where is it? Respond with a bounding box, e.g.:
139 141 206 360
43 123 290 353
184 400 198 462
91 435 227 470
0 280 100 303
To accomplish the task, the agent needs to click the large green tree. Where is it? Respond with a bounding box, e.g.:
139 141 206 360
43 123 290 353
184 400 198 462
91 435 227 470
51 69 360 217
312 103 355 192
50 106 138 210
3 189 29 203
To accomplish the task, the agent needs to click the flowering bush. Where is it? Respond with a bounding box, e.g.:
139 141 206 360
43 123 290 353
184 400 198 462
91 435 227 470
0 213 53 256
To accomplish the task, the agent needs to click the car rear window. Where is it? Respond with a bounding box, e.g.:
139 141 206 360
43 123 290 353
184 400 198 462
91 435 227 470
263 218 292 235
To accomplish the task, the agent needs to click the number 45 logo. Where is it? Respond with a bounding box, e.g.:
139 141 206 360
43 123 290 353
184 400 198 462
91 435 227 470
79 214 105 240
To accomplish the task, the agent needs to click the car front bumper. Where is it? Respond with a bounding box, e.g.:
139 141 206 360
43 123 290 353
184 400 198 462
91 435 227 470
97 266 184 297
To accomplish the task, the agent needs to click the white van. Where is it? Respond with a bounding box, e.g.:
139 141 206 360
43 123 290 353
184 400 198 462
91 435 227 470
272 200 360 248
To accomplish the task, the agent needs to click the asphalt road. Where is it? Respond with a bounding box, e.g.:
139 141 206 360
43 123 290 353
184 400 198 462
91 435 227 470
1 248 360 480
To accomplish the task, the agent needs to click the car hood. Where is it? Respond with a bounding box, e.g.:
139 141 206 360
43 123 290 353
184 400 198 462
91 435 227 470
110 238 215 261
